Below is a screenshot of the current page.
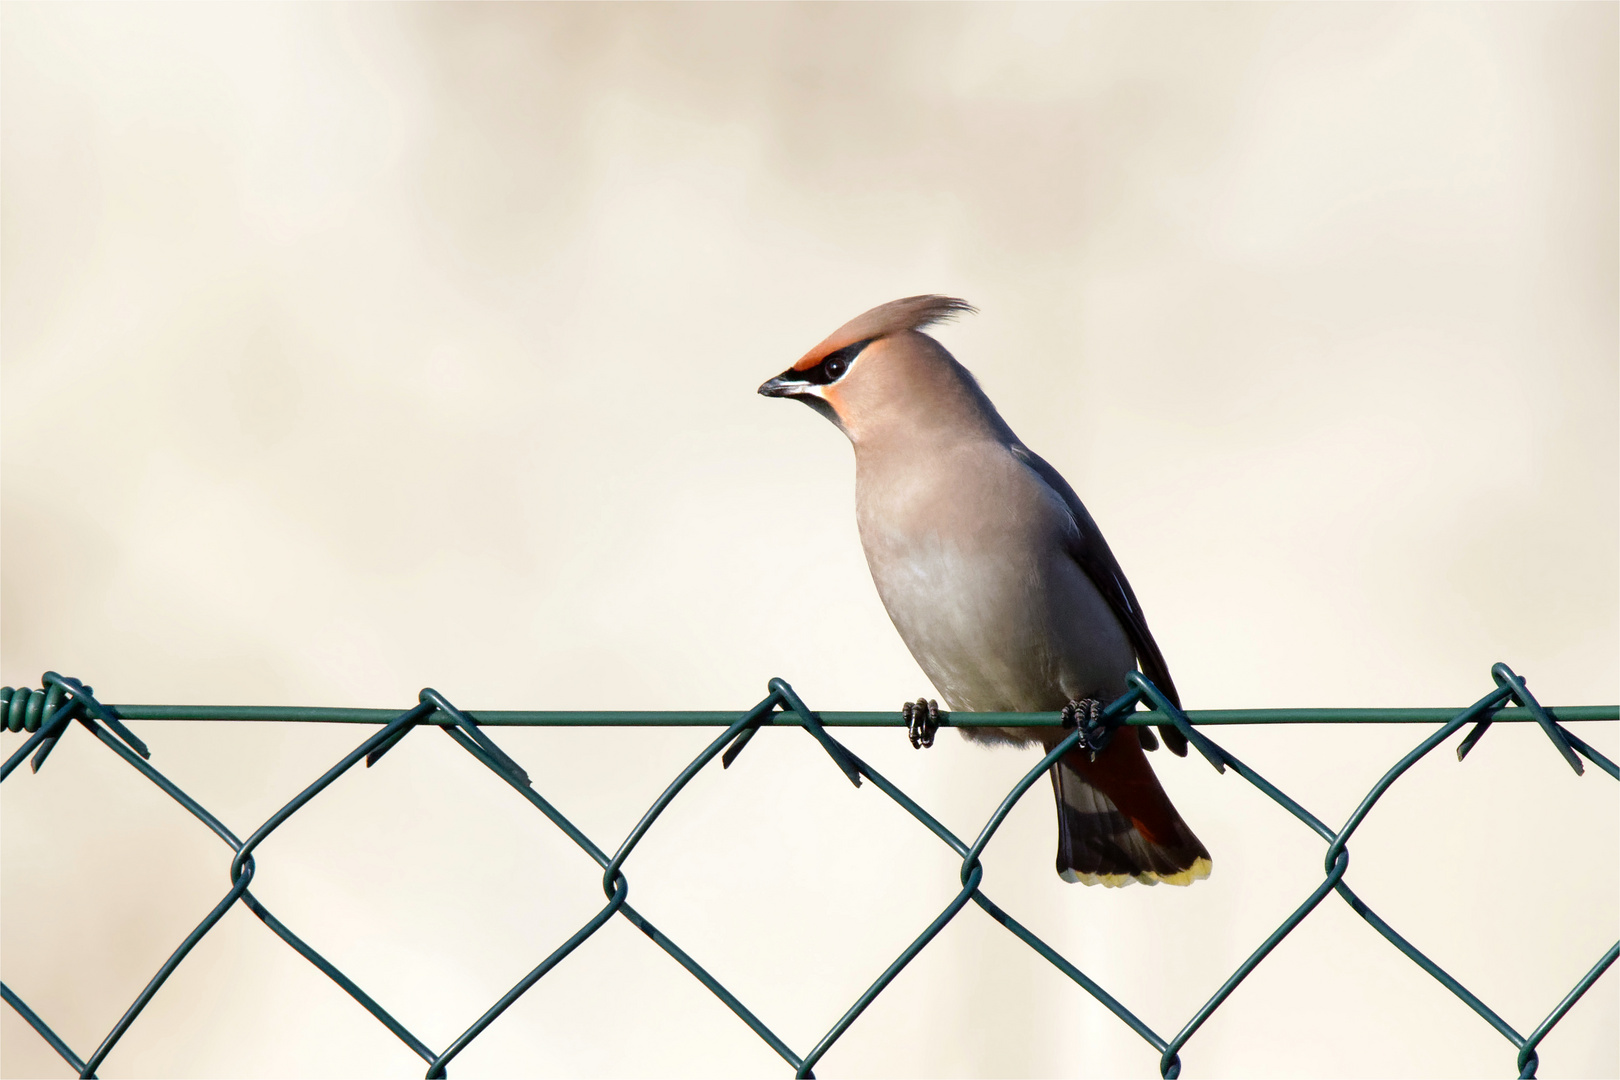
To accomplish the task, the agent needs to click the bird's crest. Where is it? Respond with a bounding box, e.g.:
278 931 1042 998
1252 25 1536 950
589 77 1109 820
792 295 976 371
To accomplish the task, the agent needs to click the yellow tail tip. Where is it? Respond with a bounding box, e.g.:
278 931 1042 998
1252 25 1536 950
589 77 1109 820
1059 856 1212 888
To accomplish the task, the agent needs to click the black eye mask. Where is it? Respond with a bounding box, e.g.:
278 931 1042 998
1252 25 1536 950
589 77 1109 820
794 338 875 386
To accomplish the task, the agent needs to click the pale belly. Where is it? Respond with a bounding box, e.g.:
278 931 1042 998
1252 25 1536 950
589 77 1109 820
858 501 1137 738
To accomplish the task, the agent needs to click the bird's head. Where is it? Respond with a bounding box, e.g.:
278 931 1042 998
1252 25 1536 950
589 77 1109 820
758 295 978 442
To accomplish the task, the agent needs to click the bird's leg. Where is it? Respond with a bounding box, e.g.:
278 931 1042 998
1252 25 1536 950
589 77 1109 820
903 697 940 749
1061 698 1113 761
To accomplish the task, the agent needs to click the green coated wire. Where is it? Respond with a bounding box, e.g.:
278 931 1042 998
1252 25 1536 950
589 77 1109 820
75 704 1620 725
1 669 1614 1079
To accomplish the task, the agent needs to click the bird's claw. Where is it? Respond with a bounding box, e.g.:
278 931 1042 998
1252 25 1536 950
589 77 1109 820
903 697 940 749
1061 698 1112 760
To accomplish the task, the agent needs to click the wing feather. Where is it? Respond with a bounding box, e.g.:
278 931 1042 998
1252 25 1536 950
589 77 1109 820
1010 444 1188 756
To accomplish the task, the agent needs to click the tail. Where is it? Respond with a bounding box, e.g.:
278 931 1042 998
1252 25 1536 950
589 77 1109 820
1050 730 1210 887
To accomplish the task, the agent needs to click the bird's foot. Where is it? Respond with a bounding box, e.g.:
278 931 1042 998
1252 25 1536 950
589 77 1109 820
1061 698 1112 760
903 697 940 749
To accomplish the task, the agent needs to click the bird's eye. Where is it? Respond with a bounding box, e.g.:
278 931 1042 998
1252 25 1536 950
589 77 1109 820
798 338 872 387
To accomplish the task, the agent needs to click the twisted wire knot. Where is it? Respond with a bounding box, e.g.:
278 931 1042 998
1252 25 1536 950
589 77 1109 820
1 685 69 733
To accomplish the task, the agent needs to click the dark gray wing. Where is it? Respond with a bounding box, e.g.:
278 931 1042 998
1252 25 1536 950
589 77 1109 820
1010 444 1188 756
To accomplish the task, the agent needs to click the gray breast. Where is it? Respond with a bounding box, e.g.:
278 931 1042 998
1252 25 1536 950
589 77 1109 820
854 441 1136 719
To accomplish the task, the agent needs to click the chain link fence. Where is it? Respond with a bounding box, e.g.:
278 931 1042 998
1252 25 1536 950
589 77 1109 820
2 663 1615 1078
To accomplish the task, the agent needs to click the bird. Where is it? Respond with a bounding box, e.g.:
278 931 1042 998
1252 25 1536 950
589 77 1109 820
758 295 1210 887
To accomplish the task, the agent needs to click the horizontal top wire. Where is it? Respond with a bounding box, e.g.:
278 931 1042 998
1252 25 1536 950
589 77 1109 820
96 704 1619 726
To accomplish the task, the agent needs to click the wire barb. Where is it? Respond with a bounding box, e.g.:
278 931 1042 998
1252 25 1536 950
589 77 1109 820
1492 663 1584 775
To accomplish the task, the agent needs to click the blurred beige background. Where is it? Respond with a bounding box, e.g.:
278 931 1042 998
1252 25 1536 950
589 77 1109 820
3 3 1616 1077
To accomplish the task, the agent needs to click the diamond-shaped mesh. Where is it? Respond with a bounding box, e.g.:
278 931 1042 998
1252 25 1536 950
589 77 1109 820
2 664 1614 1078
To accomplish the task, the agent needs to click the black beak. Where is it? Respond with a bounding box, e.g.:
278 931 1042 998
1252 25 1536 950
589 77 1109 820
758 369 842 428
758 373 809 398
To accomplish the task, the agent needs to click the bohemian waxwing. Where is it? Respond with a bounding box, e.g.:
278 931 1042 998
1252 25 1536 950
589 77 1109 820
759 296 1210 886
